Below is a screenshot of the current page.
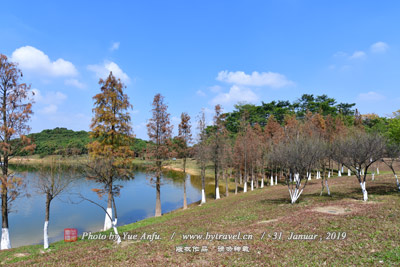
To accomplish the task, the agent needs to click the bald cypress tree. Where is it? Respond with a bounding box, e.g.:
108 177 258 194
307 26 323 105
87 71 134 232
0 54 35 249
178 112 192 209
147 94 173 217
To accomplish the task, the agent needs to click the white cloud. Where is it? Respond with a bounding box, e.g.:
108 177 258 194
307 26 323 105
196 90 206 97
370 41 389 53
216 70 294 88
32 88 67 115
110 42 120 51
357 91 386 101
209 85 222 93
87 61 130 84
64 79 86 89
40 104 58 114
11 46 78 77
349 51 366 60
210 85 259 106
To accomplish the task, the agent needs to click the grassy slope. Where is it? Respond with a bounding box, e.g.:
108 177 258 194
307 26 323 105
0 171 399 266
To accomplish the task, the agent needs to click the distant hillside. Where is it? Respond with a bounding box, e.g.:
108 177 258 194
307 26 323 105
18 127 148 157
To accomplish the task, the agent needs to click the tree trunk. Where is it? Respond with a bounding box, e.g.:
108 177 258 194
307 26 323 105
360 181 368 201
183 158 187 209
261 169 264 188
224 171 229 197
111 196 121 244
325 179 331 196
1 181 10 250
1 156 10 250
215 172 220 200
104 186 113 230
44 193 51 249
243 172 247 193
155 175 162 216
183 174 188 209
201 166 206 204
250 168 254 191
235 170 238 194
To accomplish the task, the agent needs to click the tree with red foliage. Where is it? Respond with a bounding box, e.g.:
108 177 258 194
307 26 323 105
0 54 35 249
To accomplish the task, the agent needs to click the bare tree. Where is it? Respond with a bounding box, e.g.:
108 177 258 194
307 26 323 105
0 54 35 249
274 135 325 203
382 142 400 191
333 129 385 201
147 94 173 216
195 110 208 204
177 112 192 209
209 105 226 199
34 159 75 249
235 112 250 192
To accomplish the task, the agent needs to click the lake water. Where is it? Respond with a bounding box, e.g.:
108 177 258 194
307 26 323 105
7 165 205 248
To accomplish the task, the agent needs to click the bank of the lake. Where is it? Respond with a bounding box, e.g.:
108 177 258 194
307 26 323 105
1 172 399 266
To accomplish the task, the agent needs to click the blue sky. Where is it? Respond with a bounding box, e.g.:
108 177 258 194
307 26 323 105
1 1 400 140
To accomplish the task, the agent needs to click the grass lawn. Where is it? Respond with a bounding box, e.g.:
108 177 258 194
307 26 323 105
0 169 399 266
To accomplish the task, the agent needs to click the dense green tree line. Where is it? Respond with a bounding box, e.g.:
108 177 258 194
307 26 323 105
224 94 356 133
220 94 400 144
15 127 149 157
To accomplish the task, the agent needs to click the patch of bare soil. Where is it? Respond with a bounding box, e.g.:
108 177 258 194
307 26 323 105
257 218 279 224
13 253 29 257
312 206 351 215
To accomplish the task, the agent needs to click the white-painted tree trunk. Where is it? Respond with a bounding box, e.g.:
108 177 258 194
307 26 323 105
1 228 11 250
372 173 375 181
244 181 247 192
348 169 351 176
377 168 379 175
308 173 311 180
215 187 220 199
112 219 121 244
341 166 344 173
275 175 277 185
251 180 254 191
261 178 264 188
44 221 49 249
338 171 341 177
328 171 331 178
395 175 400 191
270 176 274 186
104 207 113 231
325 180 331 195
201 189 206 204
289 187 303 204
360 182 368 201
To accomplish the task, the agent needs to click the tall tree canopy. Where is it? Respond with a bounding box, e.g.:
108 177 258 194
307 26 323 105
87 71 134 232
0 54 35 249
147 93 173 216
